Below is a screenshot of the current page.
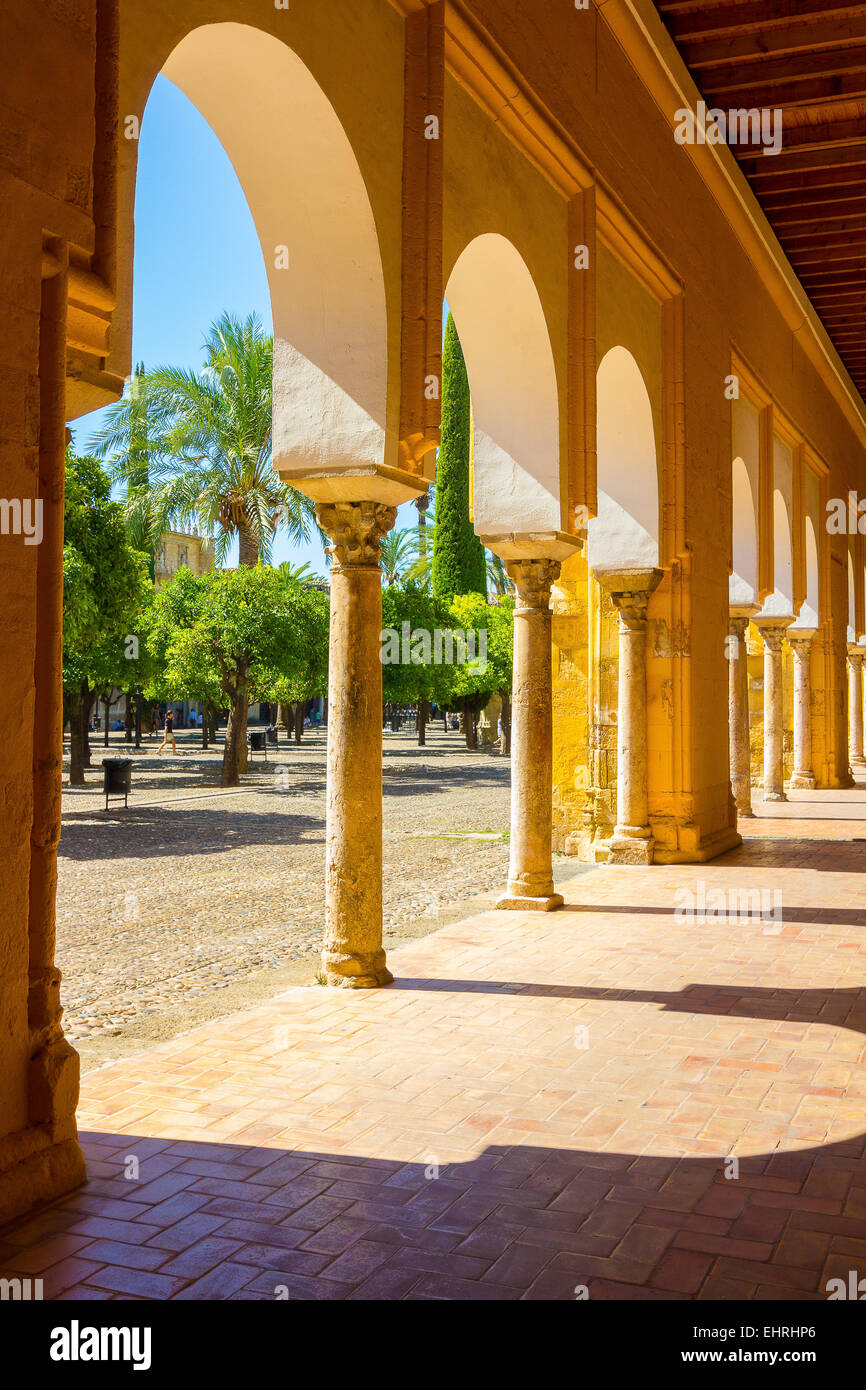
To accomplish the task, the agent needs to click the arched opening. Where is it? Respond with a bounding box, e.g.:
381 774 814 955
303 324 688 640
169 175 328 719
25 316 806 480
161 22 389 478
588 346 659 569
759 490 794 617
444 233 561 535
796 516 820 630
730 456 759 607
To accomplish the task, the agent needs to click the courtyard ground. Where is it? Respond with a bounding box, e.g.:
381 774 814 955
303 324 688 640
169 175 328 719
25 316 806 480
2 784 865 1300
58 726 584 1069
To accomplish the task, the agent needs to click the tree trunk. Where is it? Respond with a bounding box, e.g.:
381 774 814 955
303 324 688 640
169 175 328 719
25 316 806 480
237 692 249 773
221 666 250 785
499 689 512 757
464 697 478 751
124 692 132 741
237 520 259 567
83 681 93 766
201 708 209 750
294 701 304 744
417 698 429 747
443 711 448 733
205 700 218 746
69 679 88 786
221 706 242 787
103 694 110 747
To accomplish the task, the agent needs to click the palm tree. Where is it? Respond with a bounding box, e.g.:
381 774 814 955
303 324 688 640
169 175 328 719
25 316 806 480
276 560 319 586
412 480 436 572
379 527 420 586
486 549 515 598
90 312 316 566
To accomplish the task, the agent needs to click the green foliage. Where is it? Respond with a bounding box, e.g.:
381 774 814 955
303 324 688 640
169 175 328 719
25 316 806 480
90 313 317 565
62 448 151 693
380 581 456 706
431 313 487 603
380 527 423 587
257 575 330 707
146 564 329 710
448 592 514 703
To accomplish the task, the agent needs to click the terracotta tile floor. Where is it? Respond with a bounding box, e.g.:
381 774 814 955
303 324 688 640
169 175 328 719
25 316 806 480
3 788 866 1300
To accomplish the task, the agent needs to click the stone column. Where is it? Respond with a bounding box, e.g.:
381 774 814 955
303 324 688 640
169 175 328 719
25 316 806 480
594 568 663 864
728 608 756 817
787 630 816 789
848 645 865 768
497 558 563 910
755 618 791 802
315 501 396 986
16 243 87 1216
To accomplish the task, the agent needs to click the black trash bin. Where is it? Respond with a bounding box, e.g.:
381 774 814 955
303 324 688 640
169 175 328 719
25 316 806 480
248 729 267 760
103 758 132 811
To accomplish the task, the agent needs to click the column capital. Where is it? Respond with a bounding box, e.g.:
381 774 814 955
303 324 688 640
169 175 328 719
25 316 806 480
594 566 663 629
847 643 866 664
505 557 561 610
788 628 816 652
315 500 396 568
755 616 792 654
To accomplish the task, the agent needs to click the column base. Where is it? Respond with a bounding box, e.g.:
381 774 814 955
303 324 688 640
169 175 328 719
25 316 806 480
0 1135 86 1228
607 831 654 866
321 950 393 989
496 891 564 911
735 808 755 818
762 791 787 802
786 773 815 790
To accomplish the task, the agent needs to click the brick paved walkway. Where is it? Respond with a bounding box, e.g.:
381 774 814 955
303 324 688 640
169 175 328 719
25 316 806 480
2 790 866 1300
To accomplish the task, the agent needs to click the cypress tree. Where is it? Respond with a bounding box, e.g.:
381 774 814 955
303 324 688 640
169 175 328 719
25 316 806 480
431 313 487 604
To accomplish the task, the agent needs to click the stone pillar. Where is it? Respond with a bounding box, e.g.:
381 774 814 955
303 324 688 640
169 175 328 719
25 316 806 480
755 618 791 802
594 568 663 864
787 630 816 790
848 645 865 768
728 609 755 817
315 501 396 986
497 558 563 910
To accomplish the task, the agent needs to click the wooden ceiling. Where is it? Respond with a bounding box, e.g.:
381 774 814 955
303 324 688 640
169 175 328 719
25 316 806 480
654 1 866 400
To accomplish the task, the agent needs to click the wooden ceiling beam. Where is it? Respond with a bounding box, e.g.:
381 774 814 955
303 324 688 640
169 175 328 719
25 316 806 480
751 164 866 195
738 141 866 176
663 2 866 44
702 71 866 110
683 21 866 73
765 197 866 224
698 44 866 94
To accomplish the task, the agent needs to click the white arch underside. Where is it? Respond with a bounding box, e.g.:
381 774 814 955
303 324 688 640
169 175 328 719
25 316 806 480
446 233 560 534
161 22 388 475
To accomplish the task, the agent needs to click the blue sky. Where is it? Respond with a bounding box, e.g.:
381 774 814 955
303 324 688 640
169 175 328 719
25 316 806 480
69 76 418 574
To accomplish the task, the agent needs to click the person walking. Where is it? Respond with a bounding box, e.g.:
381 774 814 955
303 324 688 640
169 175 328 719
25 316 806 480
157 707 177 755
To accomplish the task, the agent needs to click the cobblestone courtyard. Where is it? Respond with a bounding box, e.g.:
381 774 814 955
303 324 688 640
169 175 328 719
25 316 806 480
59 727 570 1068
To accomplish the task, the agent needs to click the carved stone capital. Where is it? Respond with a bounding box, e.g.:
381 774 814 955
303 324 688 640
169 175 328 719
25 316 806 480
315 500 396 568
594 566 663 631
788 629 815 661
847 644 866 666
755 618 791 655
505 558 561 610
